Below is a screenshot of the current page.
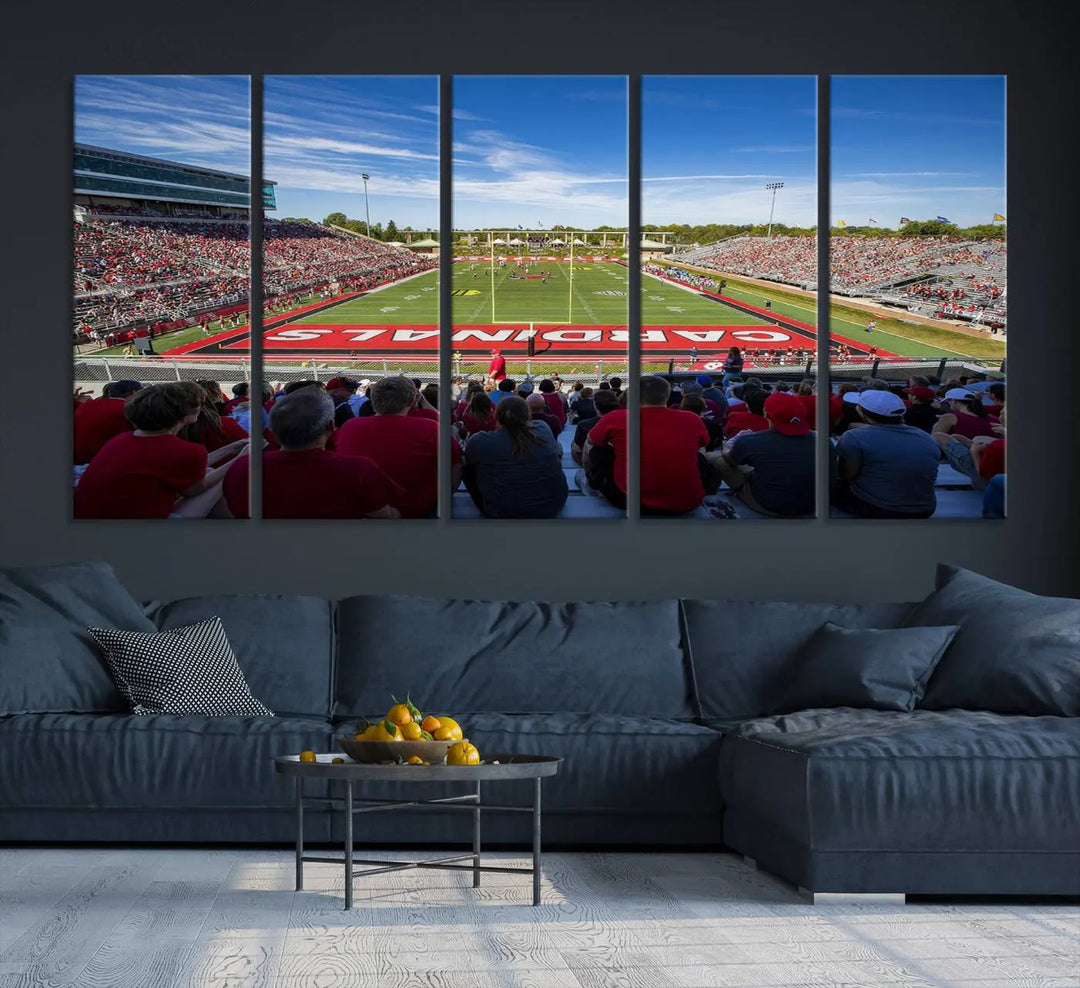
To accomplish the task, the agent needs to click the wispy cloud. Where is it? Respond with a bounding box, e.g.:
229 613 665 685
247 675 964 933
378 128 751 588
75 76 251 173
844 171 979 178
643 174 780 182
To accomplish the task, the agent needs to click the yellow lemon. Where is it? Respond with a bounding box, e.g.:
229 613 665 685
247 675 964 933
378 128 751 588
433 716 463 741
407 755 425 765
298 750 317 763
368 720 402 742
386 703 412 727
400 721 423 740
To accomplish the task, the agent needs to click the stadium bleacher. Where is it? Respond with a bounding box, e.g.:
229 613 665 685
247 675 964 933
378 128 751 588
672 235 1007 330
73 215 436 337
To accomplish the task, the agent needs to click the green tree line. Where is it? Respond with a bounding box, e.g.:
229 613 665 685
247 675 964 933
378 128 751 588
319 212 1005 243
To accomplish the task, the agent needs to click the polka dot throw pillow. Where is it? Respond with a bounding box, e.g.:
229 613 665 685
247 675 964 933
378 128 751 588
88 616 274 716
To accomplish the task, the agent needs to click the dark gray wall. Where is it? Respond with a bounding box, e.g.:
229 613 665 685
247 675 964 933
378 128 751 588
1 0 1075 602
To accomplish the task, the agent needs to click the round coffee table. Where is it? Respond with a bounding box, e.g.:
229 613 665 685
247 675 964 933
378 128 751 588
274 753 562 908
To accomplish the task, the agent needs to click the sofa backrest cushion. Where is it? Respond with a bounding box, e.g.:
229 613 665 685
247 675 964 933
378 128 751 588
681 599 917 721
335 596 691 719
0 562 155 714
909 564 1080 716
144 594 334 718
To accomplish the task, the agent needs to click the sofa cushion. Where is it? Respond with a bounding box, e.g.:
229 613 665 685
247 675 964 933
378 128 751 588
681 600 916 721
0 562 155 715
145 595 334 718
909 565 1080 716
718 708 1080 853
88 618 274 717
331 712 723 815
773 622 959 714
0 713 332 810
335 596 691 719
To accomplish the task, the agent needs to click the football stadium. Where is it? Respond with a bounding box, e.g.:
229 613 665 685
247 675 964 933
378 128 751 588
72 130 1006 522
74 149 1007 387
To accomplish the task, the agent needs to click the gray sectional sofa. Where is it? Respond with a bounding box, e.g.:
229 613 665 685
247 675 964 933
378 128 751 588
1 561 1078 896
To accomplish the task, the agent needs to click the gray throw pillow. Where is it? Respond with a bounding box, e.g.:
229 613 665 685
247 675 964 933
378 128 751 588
88 617 274 717
0 562 156 714
774 621 959 714
908 565 1080 716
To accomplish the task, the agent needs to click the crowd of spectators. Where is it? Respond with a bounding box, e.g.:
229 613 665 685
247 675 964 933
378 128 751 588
678 236 1006 306
72 364 1005 521
73 215 436 336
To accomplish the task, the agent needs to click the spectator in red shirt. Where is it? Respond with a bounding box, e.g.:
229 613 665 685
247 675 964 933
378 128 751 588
586 375 710 514
487 348 507 384
178 380 250 454
73 378 143 464
454 381 486 422
981 382 1005 417
335 376 461 518
222 382 249 414
934 389 998 439
74 382 247 519
933 405 1006 491
723 388 769 439
525 393 562 438
538 378 568 427
224 388 401 519
459 390 497 437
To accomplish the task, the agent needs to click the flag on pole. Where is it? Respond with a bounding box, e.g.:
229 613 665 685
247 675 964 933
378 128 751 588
837 219 846 227
993 213 1007 222
936 216 951 223
900 217 912 225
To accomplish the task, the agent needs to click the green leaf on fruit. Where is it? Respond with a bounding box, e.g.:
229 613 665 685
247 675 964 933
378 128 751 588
383 719 399 738
419 730 433 741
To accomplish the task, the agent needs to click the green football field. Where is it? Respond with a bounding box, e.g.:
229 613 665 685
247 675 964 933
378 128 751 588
294 261 779 329
103 259 1005 364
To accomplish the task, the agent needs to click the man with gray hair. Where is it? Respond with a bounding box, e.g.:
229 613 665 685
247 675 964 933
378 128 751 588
336 376 461 517
223 387 401 519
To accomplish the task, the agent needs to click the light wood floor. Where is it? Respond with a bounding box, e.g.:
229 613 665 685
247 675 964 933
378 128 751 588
1 848 1078 987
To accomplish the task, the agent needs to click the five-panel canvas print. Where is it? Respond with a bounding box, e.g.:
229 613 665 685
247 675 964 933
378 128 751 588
72 75 1006 520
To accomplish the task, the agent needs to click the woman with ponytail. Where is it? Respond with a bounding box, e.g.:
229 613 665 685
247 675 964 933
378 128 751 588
462 395 568 518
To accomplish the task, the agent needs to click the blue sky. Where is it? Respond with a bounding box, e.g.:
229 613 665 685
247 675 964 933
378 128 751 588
643 76 817 228
832 76 1006 228
75 75 250 173
452 76 627 229
264 76 438 227
75 75 1005 231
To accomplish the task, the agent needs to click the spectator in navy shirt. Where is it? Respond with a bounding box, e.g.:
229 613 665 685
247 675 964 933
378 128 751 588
832 390 940 518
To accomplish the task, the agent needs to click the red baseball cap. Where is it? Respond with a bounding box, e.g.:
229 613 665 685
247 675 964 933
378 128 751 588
764 392 811 436
904 386 936 401
490 348 501 355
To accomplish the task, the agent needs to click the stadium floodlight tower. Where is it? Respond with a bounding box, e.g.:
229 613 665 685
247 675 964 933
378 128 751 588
765 181 784 239
361 173 371 237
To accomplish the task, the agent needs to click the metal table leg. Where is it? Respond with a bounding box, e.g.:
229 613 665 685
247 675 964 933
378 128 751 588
344 780 354 910
532 777 542 906
295 776 304 891
473 781 482 888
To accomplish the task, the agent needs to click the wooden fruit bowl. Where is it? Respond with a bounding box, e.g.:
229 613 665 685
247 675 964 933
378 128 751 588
337 737 455 764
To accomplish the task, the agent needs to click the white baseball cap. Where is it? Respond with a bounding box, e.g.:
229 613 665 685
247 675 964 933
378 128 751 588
855 390 906 416
944 388 975 401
